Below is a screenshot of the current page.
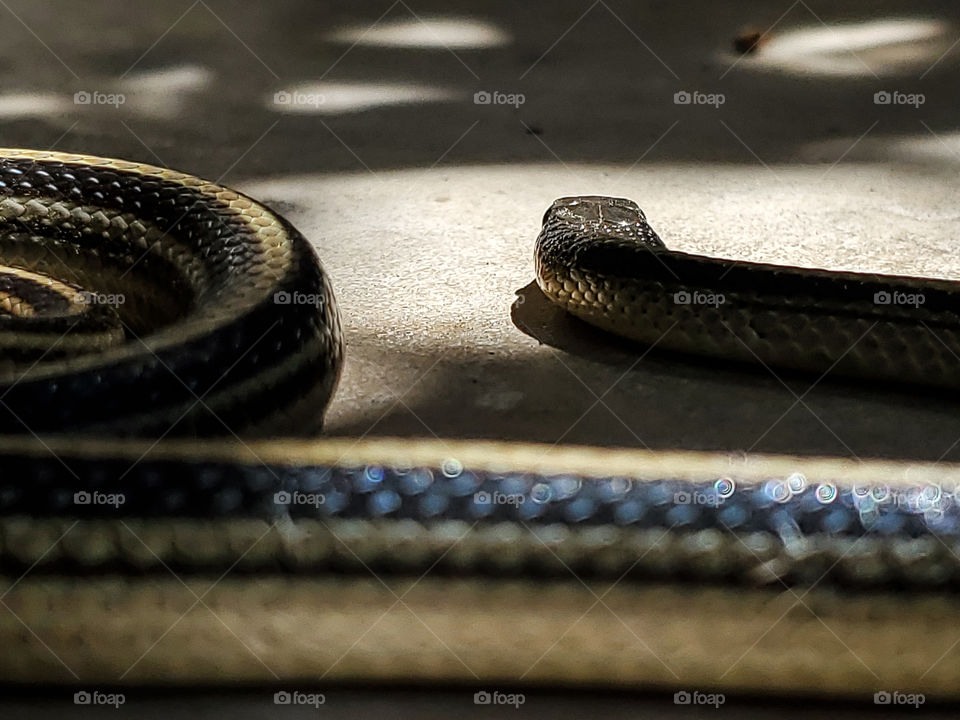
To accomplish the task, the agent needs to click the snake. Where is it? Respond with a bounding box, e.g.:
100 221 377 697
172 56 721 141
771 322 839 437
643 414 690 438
3 153 960 701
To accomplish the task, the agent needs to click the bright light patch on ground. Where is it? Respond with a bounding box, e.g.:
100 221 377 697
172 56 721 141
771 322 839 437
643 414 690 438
120 65 213 93
804 131 960 170
118 64 214 119
0 93 68 118
327 17 509 49
890 132 960 164
269 81 458 114
729 18 950 76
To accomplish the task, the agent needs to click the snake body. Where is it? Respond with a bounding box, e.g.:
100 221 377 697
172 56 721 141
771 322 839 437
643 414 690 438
536 195 960 388
0 150 342 436
4 159 960 699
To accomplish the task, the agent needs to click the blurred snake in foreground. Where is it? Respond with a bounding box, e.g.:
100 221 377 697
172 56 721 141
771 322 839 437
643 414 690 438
3 152 960 701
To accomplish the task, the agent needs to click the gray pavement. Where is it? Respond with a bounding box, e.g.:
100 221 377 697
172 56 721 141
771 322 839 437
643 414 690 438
4 0 960 713
3 1 960 460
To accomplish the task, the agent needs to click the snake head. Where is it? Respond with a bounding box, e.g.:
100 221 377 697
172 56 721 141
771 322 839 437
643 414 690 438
543 196 647 229
543 195 647 227
540 196 664 252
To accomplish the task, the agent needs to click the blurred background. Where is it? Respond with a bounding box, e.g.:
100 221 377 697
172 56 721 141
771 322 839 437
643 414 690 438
5 0 960 715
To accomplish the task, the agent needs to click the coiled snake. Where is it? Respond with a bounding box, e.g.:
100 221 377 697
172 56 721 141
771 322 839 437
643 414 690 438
3 153 960 700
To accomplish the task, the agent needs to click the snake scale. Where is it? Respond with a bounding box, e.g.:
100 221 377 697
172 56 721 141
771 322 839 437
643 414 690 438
3 152 960 700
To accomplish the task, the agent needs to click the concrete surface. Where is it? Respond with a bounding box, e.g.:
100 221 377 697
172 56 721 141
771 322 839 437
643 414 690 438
249 163 960 459
1 0 959 462
5 0 960 713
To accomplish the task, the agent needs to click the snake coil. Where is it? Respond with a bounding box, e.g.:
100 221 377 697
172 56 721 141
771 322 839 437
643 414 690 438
0 149 342 436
